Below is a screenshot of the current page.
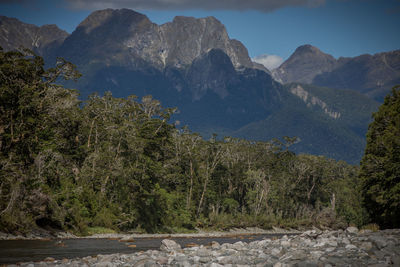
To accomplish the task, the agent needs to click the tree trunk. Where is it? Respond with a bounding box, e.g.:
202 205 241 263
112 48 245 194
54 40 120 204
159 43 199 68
186 160 194 210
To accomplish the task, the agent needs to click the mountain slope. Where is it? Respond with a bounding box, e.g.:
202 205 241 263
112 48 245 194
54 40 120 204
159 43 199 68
233 83 379 164
313 50 400 101
273 44 400 102
0 15 68 55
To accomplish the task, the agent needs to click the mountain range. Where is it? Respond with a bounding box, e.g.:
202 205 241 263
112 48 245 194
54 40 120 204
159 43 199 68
1 9 397 164
272 44 400 102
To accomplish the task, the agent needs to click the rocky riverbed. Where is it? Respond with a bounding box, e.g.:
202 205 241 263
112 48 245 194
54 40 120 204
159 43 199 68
5 227 400 266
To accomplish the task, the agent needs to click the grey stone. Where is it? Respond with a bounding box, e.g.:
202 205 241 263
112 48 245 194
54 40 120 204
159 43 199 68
199 256 212 263
94 262 114 267
346 226 359 234
270 248 283 256
295 261 319 267
391 255 400 266
217 256 233 264
160 239 181 252
280 240 291 247
370 235 388 249
211 241 220 249
360 241 373 251
196 248 211 257
231 241 248 250
175 254 188 262
341 238 351 245
290 250 307 260
345 244 358 250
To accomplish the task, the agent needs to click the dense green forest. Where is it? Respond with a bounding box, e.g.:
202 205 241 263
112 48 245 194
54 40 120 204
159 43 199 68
360 85 400 229
0 48 396 235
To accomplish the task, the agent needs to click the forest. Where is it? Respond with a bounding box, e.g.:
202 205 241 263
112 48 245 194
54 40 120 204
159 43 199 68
0 48 398 235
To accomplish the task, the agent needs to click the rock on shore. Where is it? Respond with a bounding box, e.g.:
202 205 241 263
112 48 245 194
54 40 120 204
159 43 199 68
8 227 400 266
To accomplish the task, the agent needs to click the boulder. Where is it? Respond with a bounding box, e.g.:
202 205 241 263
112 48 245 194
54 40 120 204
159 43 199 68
346 226 359 234
160 239 181 252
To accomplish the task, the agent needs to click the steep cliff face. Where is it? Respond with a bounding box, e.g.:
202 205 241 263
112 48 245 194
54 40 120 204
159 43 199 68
186 49 237 100
0 15 68 55
52 9 253 71
158 16 253 69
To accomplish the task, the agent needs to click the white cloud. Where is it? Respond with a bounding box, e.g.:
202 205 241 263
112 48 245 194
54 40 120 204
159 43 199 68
65 0 326 12
252 54 284 71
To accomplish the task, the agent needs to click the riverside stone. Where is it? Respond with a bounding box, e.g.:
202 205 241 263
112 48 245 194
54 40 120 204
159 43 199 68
346 226 359 234
160 239 181 252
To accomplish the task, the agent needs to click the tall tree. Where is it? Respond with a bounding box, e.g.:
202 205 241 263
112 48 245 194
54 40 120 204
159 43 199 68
0 48 81 231
359 86 400 228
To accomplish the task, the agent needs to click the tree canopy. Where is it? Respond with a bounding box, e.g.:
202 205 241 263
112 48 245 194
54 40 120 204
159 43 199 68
360 86 400 229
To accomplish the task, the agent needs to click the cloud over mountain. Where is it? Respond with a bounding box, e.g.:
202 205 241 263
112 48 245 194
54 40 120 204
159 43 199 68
66 0 326 12
252 54 284 70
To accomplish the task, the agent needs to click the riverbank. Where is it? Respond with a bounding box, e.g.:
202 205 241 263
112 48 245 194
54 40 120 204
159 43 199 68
4 227 400 266
0 227 300 241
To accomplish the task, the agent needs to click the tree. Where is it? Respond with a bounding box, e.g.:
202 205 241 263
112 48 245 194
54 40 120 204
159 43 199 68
359 86 400 228
0 47 81 231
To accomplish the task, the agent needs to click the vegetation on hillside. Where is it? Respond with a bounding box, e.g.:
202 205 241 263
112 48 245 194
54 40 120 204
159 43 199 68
0 48 390 235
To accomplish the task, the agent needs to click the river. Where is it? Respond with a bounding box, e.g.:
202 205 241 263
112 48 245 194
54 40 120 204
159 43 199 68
0 234 287 264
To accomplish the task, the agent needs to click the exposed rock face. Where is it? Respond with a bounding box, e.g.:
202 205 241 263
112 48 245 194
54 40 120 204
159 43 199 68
186 49 237 100
158 16 253 69
53 8 253 71
0 16 68 55
273 44 400 102
272 44 337 84
289 84 341 119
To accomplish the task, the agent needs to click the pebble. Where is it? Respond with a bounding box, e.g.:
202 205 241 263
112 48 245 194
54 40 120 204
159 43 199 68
6 228 400 266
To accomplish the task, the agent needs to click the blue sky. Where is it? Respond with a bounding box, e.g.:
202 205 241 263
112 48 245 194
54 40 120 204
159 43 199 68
1 0 399 69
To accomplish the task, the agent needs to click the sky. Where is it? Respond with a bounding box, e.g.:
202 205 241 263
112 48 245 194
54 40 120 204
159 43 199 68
1 0 400 70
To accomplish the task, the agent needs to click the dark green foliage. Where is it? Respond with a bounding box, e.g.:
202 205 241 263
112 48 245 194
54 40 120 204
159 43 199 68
360 86 400 229
0 49 366 234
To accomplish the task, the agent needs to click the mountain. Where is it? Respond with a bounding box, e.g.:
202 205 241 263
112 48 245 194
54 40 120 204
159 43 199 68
0 9 382 164
313 50 400 101
0 15 68 56
51 9 254 71
273 45 400 102
272 45 337 84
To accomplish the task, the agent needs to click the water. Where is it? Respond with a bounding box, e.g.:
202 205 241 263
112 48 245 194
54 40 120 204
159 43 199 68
0 234 286 264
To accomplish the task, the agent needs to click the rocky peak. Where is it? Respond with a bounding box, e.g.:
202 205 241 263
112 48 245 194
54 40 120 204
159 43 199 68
272 44 337 84
293 44 323 54
53 9 253 71
159 15 252 69
77 8 151 35
56 9 155 65
0 16 68 55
